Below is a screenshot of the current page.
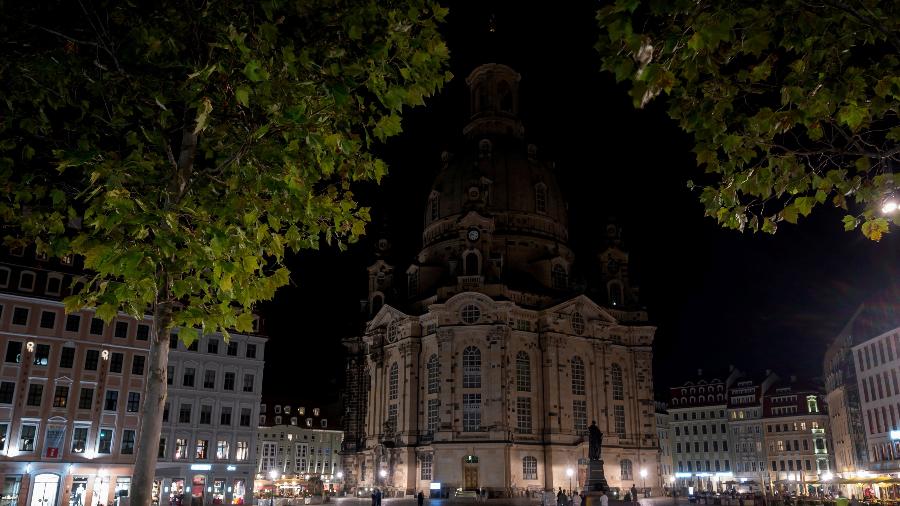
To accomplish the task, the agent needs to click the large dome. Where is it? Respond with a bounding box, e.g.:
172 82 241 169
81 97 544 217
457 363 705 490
422 64 568 249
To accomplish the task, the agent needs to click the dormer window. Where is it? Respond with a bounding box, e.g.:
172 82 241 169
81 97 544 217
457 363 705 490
535 183 547 214
313 408 320 416
479 139 492 159
275 405 281 414
19 271 35 291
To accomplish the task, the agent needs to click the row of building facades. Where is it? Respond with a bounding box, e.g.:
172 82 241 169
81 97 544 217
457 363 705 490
653 288 900 498
0 250 344 506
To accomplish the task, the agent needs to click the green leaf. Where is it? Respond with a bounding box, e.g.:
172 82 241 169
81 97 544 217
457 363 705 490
235 87 251 107
861 218 890 241
179 327 199 347
842 215 859 231
193 97 213 135
243 60 270 82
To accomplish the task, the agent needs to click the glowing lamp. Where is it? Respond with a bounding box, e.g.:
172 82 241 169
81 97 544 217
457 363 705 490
379 469 387 478
269 470 278 480
640 469 648 478
566 468 574 477
883 194 899 214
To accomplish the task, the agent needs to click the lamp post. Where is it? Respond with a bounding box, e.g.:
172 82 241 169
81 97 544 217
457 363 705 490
566 468 574 493
640 469 648 498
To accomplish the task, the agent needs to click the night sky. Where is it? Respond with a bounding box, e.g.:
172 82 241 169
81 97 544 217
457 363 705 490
258 1 900 403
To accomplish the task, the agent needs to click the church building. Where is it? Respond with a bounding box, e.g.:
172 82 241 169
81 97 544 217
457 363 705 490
341 64 658 497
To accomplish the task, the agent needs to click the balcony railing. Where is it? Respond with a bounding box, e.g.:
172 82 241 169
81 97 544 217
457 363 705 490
457 276 484 290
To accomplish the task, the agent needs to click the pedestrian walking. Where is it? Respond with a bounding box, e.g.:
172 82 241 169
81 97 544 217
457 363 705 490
599 490 609 506
631 484 638 504
573 491 582 506
371 489 377 506
557 488 565 506
417 491 424 506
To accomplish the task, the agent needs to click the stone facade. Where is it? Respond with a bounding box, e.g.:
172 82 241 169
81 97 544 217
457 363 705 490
342 64 658 497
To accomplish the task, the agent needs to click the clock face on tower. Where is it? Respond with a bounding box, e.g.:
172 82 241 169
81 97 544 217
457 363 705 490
467 228 480 241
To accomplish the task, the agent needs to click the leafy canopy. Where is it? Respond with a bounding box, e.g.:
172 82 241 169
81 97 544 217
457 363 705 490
0 0 451 339
596 0 900 241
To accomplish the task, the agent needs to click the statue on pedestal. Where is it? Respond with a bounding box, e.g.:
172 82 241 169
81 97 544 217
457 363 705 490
588 421 603 461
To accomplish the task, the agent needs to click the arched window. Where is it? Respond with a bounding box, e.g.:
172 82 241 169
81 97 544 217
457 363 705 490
611 364 624 400
522 456 538 480
621 459 633 480
535 183 547 214
371 294 383 314
608 281 623 306
571 357 585 395
551 264 567 290
572 311 585 335
464 252 479 276
463 347 481 388
421 454 433 480
408 270 418 299
430 195 440 221
389 363 399 401
498 81 513 113
427 355 440 394
516 351 531 392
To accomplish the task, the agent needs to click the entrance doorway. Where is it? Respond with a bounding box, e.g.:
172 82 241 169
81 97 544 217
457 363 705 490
30 474 60 506
70 477 88 506
191 476 205 506
463 456 479 490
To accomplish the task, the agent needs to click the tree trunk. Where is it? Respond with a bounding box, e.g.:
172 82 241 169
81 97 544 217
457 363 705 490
131 302 173 506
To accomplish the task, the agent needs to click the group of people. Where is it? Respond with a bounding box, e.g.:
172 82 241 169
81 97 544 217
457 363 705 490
543 488 589 506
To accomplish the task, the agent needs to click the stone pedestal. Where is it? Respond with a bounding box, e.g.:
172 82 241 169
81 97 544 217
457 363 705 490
585 460 609 493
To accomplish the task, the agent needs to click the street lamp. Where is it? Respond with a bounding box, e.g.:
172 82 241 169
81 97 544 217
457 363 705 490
882 192 899 214
337 471 344 480
566 468 574 492
640 469 648 497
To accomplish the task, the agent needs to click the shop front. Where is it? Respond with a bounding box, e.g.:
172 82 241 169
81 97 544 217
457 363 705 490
153 464 251 506
0 462 135 506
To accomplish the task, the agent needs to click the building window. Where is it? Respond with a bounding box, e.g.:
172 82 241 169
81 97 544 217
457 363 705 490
236 441 249 461
204 370 216 389
807 396 819 413
389 363 399 400
78 388 93 410
12 307 29 326
573 399 588 434
84 350 99 370
611 364 624 400
535 183 547 213
246 343 257 359
121 430 136 454
227 341 238 356
462 346 481 388
179 404 192 423
20 424 37 452
0 267 8 287
427 354 440 394
187 340 198 352
242 374 255 392
4 341 21 363
572 311 585 334
551 264 567 290
19 271 35 291
516 351 531 392
220 406 232 426
571 357 586 395
523 456 538 480
65 314 81 332
97 428 113 454
216 440 230 460
136 324 150 341
463 393 481 432
196 439 209 459
183 368 195 387
127 392 140 412
517 397 532 433
200 405 212 424
114 321 129 339
175 438 188 459
46 275 63 295
72 427 88 453
59 347 75 368
461 304 481 324
159 438 167 458
608 281 624 307
131 355 145 375
614 405 626 437
104 390 118 411
39 311 56 329
33 344 50 366
0 382 12 404
110 353 123 373
427 399 440 434
464 252 479 276
90 317 104 335
207 339 219 354
27 384 43 407
53 386 69 408
430 195 439 221
421 454 433 480
240 408 251 427
621 459 633 480
224 372 235 391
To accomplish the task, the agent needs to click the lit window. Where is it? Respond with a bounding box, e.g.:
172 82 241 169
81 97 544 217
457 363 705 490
571 357 585 395
523 456 538 480
571 311 585 335
551 264 567 290
427 355 440 394
462 347 481 388
389 363 399 400
516 352 531 392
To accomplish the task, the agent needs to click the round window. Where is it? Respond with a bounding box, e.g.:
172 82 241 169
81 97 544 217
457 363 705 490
461 304 481 324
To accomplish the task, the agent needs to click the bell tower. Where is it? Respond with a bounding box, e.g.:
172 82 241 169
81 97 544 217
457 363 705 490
463 63 525 139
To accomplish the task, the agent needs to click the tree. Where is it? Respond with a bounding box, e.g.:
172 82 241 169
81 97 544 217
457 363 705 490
596 0 900 240
0 0 450 504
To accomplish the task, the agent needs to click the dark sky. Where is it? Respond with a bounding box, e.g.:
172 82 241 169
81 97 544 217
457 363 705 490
259 1 900 402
